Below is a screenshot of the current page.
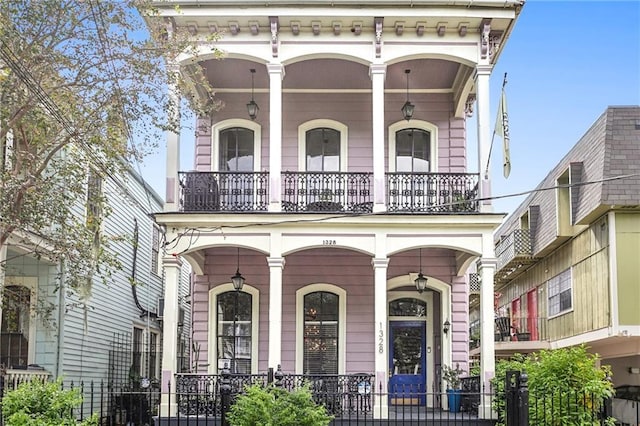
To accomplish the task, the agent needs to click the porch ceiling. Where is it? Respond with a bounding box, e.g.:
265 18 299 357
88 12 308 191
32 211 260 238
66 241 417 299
202 57 462 93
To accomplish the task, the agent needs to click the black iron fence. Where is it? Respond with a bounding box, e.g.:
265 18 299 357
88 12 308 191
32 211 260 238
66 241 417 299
1 369 629 426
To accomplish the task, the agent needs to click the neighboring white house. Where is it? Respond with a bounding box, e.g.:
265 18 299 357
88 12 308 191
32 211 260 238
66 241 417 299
1 166 192 388
148 0 524 419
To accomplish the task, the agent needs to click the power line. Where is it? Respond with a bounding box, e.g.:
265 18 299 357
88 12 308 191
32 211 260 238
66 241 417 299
161 172 640 255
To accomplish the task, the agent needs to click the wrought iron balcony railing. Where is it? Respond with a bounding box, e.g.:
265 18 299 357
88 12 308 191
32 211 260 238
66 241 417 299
386 172 479 213
178 171 480 214
282 171 373 213
180 171 269 212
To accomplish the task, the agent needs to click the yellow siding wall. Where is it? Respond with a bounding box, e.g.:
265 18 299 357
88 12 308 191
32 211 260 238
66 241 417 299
497 216 610 340
615 213 640 325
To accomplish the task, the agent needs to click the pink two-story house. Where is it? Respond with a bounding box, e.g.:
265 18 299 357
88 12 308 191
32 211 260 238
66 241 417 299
150 0 523 418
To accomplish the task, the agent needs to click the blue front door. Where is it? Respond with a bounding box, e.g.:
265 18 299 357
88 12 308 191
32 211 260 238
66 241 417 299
388 321 427 405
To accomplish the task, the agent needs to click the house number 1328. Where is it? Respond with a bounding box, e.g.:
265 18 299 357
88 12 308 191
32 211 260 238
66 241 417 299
378 323 384 353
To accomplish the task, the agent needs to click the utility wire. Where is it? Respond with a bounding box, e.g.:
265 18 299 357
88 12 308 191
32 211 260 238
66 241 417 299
162 172 640 255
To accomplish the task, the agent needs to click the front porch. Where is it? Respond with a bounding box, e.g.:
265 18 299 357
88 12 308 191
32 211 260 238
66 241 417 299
159 370 495 425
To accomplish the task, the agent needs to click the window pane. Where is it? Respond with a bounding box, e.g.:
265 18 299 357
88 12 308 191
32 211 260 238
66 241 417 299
306 128 340 171
0 286 30 368
395 129 431 172
217 291 252 373
220 128 254 171
389 298 427 317
304 291 338 374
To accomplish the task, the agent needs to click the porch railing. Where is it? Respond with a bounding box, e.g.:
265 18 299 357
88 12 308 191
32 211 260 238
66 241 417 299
180 171 269 212
386 172 479 213
282 171 373 213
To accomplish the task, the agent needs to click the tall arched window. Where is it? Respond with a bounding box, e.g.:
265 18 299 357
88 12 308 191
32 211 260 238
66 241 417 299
303 291 339 374
306 128 340 172
219 127 254 172
395 128 431 172
217 291 253 373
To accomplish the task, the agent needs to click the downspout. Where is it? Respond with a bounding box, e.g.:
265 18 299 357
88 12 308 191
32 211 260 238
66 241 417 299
131 218 155 318
55 257 65 378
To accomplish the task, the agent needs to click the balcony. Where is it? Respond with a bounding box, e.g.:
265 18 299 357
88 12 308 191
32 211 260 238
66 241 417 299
179 171 479 214
495 229 539 286
469 316 550 359
180 171 269 212
387 172 479 213
282 171 373 213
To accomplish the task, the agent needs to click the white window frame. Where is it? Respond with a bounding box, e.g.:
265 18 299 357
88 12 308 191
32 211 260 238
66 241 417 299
151 224 161 277
298 119 348 171
547 268 573 318
295 283 346 374
208 283 260 374
212 119 262 172
388 120 438 173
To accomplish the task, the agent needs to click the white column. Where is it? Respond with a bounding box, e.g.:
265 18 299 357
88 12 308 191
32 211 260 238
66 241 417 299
165 71 181 212
370 64 387 213
372 257 389 418
267 256 285 369
159 255 182 417
267 63 284 212
477 257 497 419
475 64 493 213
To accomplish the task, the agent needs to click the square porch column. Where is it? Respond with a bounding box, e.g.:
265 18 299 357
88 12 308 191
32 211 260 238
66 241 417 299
477 257 497 419
370 64 386 213
267 257 285 369
159 255 182 417
268 64 284 212
475 64 493 213
372 257 389 418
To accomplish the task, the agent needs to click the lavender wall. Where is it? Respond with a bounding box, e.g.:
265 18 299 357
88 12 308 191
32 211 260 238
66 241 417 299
193 91 467 173
190 246 463 374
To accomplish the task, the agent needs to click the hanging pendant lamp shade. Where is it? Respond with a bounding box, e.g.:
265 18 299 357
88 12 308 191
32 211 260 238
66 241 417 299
231 248 245 291
401 69 415 121
247 69 259 120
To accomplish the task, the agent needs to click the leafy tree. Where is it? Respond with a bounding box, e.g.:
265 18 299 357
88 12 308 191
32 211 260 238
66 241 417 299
226 384 333 426
492 345 614 426
2 378 99 425
0 0 218 321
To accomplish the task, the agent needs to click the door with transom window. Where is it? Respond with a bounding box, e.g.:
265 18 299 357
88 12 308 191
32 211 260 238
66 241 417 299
388 297 428 406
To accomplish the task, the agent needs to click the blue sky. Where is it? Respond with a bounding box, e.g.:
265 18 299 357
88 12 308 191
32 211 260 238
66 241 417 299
140 0 640 216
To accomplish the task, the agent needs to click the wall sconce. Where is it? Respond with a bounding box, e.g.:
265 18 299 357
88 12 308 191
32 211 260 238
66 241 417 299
246 69 259 121
401 69 415 121
414 247 428 293
231 247 245 291
443 319 451 335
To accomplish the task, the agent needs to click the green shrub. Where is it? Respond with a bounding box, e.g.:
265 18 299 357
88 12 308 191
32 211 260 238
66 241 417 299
1 378 99 426
492 345 614 426
226 384 333 426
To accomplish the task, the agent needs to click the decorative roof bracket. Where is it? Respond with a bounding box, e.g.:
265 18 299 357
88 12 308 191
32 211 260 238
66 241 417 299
374 17 383 58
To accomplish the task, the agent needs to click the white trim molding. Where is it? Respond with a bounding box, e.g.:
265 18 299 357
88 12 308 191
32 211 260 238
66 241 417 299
212 119 262 172
295 283 347 374
208 283 260 374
